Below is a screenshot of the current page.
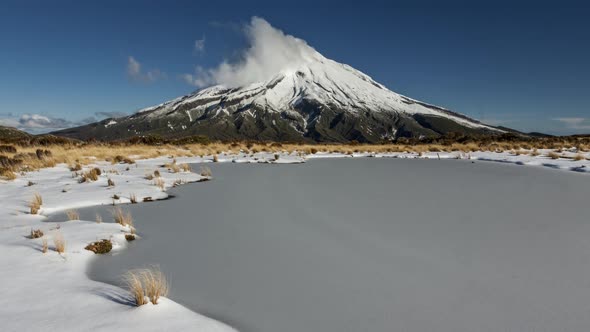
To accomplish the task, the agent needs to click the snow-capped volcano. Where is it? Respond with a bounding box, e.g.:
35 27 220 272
53 18 503 142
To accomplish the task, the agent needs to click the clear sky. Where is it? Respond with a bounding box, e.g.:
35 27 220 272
1 0 589 135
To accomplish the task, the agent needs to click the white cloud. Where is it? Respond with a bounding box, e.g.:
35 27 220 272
194 37 206 53
553 117 590 130
184 17 319 88
127 56 165 83
0 113 96 134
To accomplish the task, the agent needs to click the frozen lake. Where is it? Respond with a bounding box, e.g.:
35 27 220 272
81 158 590 332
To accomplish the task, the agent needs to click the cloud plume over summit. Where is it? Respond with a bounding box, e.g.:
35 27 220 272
185 17 320 88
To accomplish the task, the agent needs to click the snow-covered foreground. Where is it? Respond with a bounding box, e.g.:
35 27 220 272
0 149 588 331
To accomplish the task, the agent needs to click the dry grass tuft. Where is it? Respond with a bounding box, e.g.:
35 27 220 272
29 193 43 214
200 165 212 177
113 207 134 230
180 163 191 172
129 193 137 204
66 210 79 221
53 231 66 254
123 266 169 306
154 178 165 190
42 238 48 253
213 155 219 162
30 228 44 239
80 167 101 182
125 234 136 241
153 170 160 178
573 154 586 161
107 178 115 187
141 266 169 305
123 270 148 306
547 151 560 159
113 155 135 164
0 168 17 180
69 163 82 171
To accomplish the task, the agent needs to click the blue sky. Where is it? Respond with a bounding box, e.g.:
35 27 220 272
1 0 589 135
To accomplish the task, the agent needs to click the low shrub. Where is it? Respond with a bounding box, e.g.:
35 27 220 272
30 228 44 239
125 234 136 241
85 239 113 254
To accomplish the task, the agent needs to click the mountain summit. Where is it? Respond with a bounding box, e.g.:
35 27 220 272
54 19 503 142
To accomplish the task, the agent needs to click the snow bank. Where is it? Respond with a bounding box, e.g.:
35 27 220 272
0 156 238 331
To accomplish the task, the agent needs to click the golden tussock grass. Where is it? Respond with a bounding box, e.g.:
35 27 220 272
113 207 134 230
573 154 586 161
66 210 79 221
53 231 66 254
1 137 588 178
0 168 17 180
41 238 48 253
29 193 43 214
124 269 148 306
180 163 191 172
154 177 165 190
200 165 212 177
129 193 137 204
547 151 560 159
124 266 169 306
80 167 101 182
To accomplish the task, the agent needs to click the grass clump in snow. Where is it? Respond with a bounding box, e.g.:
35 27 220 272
30 228 44 239
107 178 115 187
124 270 148 306
85 239 113 254
41 238 48 253
53 231 66 254
79 167 101 183
113 155 135 164
124 266 170 306
547 151 560 160
29 193 43 214
69 163 82 171
113 207 134 230
200 165 212 177
180 163 191 172
129 193 137 204
154 177 165 190
142 266 169 304
0 168 17 180
66 210 79 221
573 154 586 161
125 234 136 241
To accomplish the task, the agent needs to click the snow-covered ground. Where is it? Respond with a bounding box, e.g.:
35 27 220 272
309 148 590 174
0 149 588 331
